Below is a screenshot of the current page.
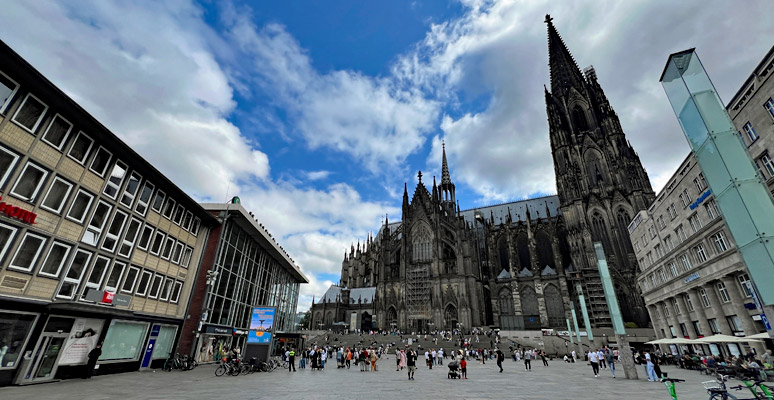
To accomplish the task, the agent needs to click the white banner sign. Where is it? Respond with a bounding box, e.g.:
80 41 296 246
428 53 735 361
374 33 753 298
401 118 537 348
58 318 105 366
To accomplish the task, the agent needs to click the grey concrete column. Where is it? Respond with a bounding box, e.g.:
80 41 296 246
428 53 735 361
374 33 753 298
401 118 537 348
686 289 712 338
720 275 765 354
664 298 682 338
648 304 669 339
674 293 694 337
701 282 733 335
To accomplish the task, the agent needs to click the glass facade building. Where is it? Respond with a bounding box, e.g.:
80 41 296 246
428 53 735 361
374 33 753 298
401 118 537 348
178 203 306 363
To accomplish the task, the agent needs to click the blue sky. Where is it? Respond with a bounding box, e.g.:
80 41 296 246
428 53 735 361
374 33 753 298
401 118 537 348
2 0 772 311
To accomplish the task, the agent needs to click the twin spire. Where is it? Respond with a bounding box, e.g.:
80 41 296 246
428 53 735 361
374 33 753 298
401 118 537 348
545 14 586 96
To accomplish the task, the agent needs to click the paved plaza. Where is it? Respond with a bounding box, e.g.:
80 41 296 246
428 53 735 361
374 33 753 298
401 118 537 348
0 356 726 400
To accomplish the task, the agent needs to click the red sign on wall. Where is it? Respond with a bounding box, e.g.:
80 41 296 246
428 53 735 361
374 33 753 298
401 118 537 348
102 291 115 304
0 196 37 224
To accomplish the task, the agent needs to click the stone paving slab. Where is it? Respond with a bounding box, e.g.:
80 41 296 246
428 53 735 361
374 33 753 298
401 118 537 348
0 356 725 400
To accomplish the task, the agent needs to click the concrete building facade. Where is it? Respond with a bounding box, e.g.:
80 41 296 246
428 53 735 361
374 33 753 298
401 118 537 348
0 40 218 386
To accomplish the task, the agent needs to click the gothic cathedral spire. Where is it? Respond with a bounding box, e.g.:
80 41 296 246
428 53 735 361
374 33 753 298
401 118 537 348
544 16 655 329
440 141 456 206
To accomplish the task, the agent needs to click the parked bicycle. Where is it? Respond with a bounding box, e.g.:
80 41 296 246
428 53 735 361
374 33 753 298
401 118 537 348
702 373 755 400
660 374 686 400
164 353 197 371
215 357 243 376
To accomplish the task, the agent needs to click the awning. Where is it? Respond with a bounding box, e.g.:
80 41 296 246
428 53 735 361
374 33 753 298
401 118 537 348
743 332 772 340
694 334 762 343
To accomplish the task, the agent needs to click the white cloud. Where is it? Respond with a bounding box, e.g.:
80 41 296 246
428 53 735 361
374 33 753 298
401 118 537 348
304 170 332 181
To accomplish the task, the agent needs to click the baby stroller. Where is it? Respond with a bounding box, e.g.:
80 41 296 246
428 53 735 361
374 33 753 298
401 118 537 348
447 361 460 379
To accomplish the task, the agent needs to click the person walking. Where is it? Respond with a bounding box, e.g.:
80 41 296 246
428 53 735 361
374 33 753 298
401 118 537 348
523 349 532 371
321 348 327 370
395 348 401 371
605 349 616 378
460 357 468 379
598 349 607 369
571 349 577 363
438 348 444 366
588 348 600 377
645 351 658 382
83 342 102 379
370 348 378 372
346 348 352 369
496 349 504 373
406 347 417 380
399 349 407 371
540 350 548 367
288 348 296 372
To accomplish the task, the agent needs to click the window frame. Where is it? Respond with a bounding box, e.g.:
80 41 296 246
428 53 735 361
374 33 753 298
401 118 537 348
765 97 774 120
716 281 731 303
170 281 183 304
120 171 142 209
680 254 692 271
695 243 708 263
66 131 95 165
10 161 49 201
8 231 47 272
743 122 758 142
83 255 111 297
150 230 166 256
148 274 163 299
161 236 175 260
40 113 74 151
737 273 752 298
120 265 141 294
151 189 166 213
40 176 74 214
37 240 72 278
0 69 20 114
162 197 176 220
760 153 774 177
171 241 184 264
134 181 154 216
56 248 93 300
137 223 155 251
103 160 128 200
66 189 95 224
699 288 711 308
181 246 193 268
191 218 201 236
88 146 113 177
81 200 113 246
0 222 19 263
104 261 126 293
172 204 184 225
118 217 143 258
182 211 193 231
159 277 174 301
101 209 128 253
135 270 153 297
0 145 20 189
711 231 729 254
11 93 48 134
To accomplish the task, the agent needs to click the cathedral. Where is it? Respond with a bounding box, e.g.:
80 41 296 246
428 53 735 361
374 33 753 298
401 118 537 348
311 16 655 333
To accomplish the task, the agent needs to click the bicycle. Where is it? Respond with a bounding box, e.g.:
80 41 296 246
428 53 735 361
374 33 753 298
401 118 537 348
163 353 181 371
735 370 774 399
702 374 756 400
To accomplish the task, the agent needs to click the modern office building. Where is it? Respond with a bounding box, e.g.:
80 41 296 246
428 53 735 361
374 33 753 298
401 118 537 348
0 40 217 386
177 200 307 363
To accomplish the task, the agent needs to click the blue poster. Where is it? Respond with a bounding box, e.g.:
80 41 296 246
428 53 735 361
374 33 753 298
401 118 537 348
248 307 275 344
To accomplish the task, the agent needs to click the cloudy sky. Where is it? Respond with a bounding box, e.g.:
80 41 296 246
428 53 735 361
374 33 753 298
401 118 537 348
2 0 772 312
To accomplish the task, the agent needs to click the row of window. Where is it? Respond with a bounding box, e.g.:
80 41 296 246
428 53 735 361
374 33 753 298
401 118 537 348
741 97 774 145
640 231 730 290
0 70 202 238
666 315 744 339
657 275 751 320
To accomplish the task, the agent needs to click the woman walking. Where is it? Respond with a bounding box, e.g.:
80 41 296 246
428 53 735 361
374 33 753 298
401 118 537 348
399 349 407 371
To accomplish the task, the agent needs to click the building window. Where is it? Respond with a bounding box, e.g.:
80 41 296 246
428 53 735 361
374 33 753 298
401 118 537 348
104 261 126 293
173 204 184 225
692 320 703 336
641 234 647 245
679 323 688 337
148 274 163 299
659 268 667 284
716 281 731 303
760 153 774 177
191 218 201 236
120 172 142 208
680 254 691 271
711 231 729 254
162 197 176 220
41 114 73 150
160 278 174 301
765 98 774 120
121 266 140 294
82 200 112 246
0 223 19 263
672 298 681 315
634 240 640 252
11 93 48 133
57 249 93 299
662 303 670 318
743 122 758 142
0 70 20 113
40 176 74 214
135 270 152 296
161 236 175 260
9 232 47 272
88 146 113 177
664 235 673 251
135 181 154 216
181 246 193 268
151 189 165 213
657 216 666 230
170 281 183 303
0 145 20 189
699 288 711 308
654 244 663 258
704 199 719 220
667 203 677 219
137 224 155 251
172 241 184 264
708 318 720 334
726 315 743 335
668 262 678 277
66 189 95 224
150 230 165 256
737 273 752 298
101 210 128 253
38 241 72 278
650 274 658 288
10 161 48 201
694 173 707 192
688 214 702 233
83 256 111 297
182 211 193 231
647 252 654 265
648 226 656 239
694 244 708 263
685 294 694 311
676 225 687 242
103 160 127 200
679 189 691 207
118 218 142 258
641 280 649 291
67 131 94 165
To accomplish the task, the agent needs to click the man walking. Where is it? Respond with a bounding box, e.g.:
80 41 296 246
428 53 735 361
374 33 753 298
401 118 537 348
605 349 616 378
645 351 658 381
496 348 504 373
523 349 532 371
83 342 102 379
588 348 600 377
288 348 296 372
406 347 417 380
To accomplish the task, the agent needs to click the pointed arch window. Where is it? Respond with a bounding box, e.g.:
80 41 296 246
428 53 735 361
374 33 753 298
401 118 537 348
497 235 509 270
572 107 589 131
591 211 613 255
412 225 432 262
616 208 634 251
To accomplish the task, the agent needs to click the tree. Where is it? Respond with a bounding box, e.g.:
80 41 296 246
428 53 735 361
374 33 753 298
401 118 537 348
299 309 311 330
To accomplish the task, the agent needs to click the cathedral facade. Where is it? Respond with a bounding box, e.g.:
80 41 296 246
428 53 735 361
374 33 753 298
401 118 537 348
311 16 654 332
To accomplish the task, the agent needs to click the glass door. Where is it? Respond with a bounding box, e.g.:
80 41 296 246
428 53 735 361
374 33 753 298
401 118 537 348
31 334 68 381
